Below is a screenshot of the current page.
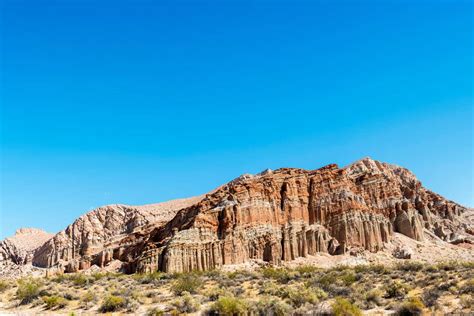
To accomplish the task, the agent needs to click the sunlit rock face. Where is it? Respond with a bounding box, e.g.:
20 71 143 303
130 158 470 273
30 158 472 274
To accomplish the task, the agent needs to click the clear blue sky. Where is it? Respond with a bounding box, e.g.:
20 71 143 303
0 0 472 239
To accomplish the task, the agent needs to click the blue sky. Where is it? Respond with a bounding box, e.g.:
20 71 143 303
0 0 472 239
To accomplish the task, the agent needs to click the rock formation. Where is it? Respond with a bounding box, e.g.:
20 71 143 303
0 228 53 277
126 158 472 273
3 158 471 275
32 197 203 272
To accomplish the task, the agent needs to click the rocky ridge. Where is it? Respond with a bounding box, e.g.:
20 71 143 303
127 158 472 273
0 228 54 277
2 158 472 276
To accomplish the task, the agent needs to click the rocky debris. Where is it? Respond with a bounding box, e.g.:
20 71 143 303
2 157 469 276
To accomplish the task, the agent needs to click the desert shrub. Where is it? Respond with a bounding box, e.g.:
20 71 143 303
0 280 9 293
384 281 410 299
295 265 320 276
435 261 457 271
80 290 96 307
339 270 358 286
396 261 424 272
314 273 337 290
286 285 321 308
365 289 382 306
210 295 248 315
227 269 256 281
204 269 224 279
260 281 287 298
99 295 126 312
253 296 292 316
51 274 68 283
395 297 425 316
71 273 92 287
146 307 165 316
203 285 227 301
171 274 202 295
133 271 166 284
91 272 107 281
332 297 362 316
423 264 438 273
459 278 474 294
63 291 79 300
355 264 389 274
16 277 42 304
459 294 473 309
422 287 442 307
171 291 200 313
261 267 294 283
42 295 68 309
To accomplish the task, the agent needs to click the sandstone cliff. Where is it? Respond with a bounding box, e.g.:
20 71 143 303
128 158 471 273
23 158 472 274
0 228 53 277
32 197 203 272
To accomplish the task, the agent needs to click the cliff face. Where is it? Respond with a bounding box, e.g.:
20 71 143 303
32 197 203 272
29 158 472 274
0 228 54 277
131 158 470 273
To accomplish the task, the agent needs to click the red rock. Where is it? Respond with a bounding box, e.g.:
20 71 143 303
26 158 472 274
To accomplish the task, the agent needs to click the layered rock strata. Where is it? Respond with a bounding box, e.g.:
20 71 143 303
32 197 203 272
28 158 472 274
128 158 471 273
0 228 54 277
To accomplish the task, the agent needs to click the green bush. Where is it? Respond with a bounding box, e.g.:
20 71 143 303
71 273 92 286
16 278 42 304
459 279 474 294
51 274 68 283
99 295 126 312
171 292 200 313
435 261 457 271
91 272 107 281
354 264 389 274
42 295 68 309
314 273 337 290
395 297 425 316
396 261 424 272
146 307 165 316
459 294 473 309
133 271 166 284
332 297 363 316
80 290 96 307
340 270 357 286
384 281 410 299
286 285 325 308
254 296 292 316
365 289 382 306
0 279 9 293
171 274 202 295
261 267 293 283
211 295 248 315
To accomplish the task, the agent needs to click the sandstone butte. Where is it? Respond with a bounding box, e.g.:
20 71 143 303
2 158 473 276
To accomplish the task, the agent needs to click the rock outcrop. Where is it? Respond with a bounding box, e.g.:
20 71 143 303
32 197 203 272
125 158 471 273
18 158 472 274
0 228 53 277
